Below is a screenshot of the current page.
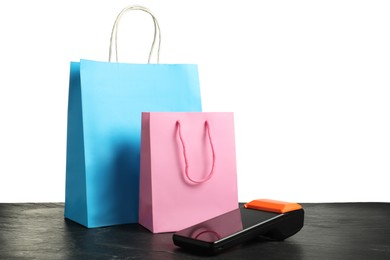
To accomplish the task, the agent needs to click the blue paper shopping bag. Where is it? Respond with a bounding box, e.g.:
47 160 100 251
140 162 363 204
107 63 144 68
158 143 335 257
65 6 202 228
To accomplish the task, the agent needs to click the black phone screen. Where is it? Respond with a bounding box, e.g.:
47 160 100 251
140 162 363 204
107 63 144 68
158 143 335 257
174 208 283 243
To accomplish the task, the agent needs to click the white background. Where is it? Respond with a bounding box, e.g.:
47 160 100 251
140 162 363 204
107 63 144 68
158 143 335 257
0 0 389 203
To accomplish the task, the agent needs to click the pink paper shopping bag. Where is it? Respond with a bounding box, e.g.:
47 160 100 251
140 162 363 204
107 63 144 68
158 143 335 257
139 112 239 233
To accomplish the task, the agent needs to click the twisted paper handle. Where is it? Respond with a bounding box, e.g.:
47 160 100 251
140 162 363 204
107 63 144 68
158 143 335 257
109 5 161 63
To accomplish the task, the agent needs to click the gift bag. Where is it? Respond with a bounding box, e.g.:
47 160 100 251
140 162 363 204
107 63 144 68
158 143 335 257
64 6 202 228
139 112 238 233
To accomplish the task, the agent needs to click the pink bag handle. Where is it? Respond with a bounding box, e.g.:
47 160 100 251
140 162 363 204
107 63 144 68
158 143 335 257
176 120 216 184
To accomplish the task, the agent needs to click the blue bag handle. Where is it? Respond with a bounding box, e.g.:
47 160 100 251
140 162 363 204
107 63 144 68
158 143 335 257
109 5 161 63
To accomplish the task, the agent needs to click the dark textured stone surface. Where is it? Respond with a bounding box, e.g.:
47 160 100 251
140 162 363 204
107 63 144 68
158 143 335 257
0 203 389 259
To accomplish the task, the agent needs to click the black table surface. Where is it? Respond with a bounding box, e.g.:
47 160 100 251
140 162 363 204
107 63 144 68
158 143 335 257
1 202 389 260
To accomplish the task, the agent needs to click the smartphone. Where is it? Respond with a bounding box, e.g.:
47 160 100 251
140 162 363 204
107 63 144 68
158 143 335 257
173 204 304 255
